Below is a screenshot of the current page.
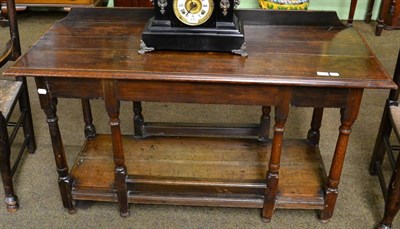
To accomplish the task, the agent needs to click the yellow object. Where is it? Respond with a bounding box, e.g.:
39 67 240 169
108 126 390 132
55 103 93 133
259 0 310 10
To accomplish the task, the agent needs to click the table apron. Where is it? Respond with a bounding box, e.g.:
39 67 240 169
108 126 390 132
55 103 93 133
116 80 291 106
292 87 351 108
43 77 352 108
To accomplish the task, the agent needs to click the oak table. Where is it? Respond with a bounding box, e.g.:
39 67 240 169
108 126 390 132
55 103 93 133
3 8 396 222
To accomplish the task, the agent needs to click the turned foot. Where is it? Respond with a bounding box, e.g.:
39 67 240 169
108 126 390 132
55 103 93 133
84 125 96 139
375 23 384 36
68 208 77 214
5 196 19 212
261 215 271 223
319 218 329 224
67 200 77 214
28 138 36 154
376 223 392 229
120 211 130 218
320 207 333 224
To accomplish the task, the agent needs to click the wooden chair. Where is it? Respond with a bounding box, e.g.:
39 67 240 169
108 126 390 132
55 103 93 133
370 49 400 229
0 0 36 212
365 0 400 36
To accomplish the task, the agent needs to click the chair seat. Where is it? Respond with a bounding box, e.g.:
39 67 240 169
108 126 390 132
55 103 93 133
0 79 22 121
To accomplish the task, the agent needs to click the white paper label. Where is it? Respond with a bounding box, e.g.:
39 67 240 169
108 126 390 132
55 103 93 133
37 88 47 95
317 71 329 76
317 72 340 77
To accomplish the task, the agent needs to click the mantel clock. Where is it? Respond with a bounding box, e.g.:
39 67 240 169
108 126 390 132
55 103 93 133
139 0 246 56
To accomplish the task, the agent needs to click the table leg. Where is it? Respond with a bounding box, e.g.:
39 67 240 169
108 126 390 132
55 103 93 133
307 108 324 145
261 99 290 222
81 99 96 139
320 89 363 222
365 0 376 23
0 113 18 212
133 101 144 137
104 80 129 217
259 106 271 141
35 78 75 212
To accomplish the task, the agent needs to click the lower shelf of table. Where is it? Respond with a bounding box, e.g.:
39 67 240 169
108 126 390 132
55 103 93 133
70 134 327 210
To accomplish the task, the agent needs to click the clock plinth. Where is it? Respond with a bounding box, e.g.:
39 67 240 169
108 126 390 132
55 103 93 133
139 0 246 56
140 15 246 55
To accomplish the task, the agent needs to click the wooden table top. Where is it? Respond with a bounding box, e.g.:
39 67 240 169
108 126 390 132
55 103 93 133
3 7 396 89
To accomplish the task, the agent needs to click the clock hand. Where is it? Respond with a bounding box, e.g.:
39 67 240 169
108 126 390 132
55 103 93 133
186 1 197 15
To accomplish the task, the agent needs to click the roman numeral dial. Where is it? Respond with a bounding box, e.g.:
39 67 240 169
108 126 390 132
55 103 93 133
173 0 214 26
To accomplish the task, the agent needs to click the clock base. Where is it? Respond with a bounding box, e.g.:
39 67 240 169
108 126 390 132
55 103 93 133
140 15 246 56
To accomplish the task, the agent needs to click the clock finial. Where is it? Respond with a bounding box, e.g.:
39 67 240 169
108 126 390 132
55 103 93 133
157 0 167 15
234 0 240 9
220 0 230 16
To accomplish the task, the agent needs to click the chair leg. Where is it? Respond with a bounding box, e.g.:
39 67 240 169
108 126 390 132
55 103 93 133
17 77 36 154
347 0 358 25
364 0 375 23
378 156 400 228
370 104 391 175
0 114 19 212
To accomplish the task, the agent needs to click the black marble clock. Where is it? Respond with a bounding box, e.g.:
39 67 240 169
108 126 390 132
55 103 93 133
139 0 246 56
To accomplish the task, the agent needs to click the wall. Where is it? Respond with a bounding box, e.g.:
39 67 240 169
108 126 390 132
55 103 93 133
239 0 381 20
107 0 382 20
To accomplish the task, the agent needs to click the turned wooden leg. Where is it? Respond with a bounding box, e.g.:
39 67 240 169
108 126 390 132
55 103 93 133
0 113 18 212
35 78 75 212
370 101 391 175
378 154 400 229
261 95 290 222
364 0 375 23
307 108 324 145
133 102 144 138
376 22 384 36
104 80 129 217
375 0 391 37
17 77 36 154
347 0 358 26
320 89 363 222
81 99 96 139
259 106 271 141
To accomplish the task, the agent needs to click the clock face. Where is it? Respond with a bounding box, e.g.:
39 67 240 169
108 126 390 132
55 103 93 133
173 0 214 26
